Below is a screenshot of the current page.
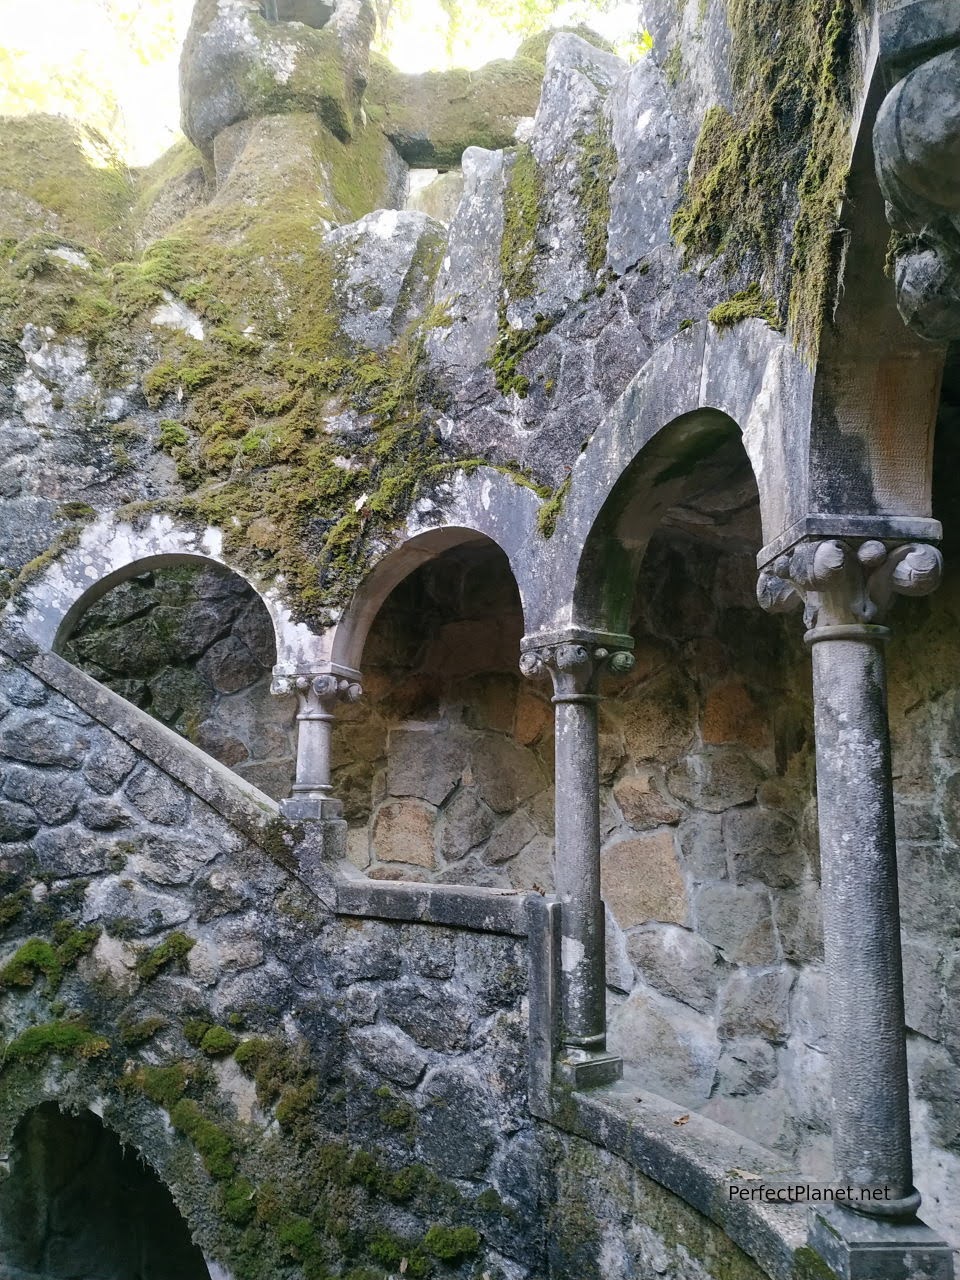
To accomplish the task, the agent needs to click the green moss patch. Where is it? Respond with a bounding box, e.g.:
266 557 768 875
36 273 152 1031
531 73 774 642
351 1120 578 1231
367 55 544 168
0 926 101 992
670 0 867 353
2 1018 110 1066
708 282 780 330
576 116 617 276
135 930 196 981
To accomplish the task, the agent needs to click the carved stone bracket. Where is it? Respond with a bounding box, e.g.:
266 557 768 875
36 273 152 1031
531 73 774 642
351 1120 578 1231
270 670 363 716
874 4 960 340
757 538 943 634
520 635 636 701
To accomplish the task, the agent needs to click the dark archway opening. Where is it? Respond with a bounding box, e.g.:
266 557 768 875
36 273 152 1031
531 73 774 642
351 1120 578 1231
0 1103 209 1280
332 535 556 886
60 561 296 801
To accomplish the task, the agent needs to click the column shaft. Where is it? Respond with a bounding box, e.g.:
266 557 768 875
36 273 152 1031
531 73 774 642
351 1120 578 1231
554 693 605 1048
810 630 914 1207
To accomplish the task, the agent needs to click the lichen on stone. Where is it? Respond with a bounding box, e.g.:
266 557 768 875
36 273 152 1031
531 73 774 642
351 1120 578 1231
670 0 868 353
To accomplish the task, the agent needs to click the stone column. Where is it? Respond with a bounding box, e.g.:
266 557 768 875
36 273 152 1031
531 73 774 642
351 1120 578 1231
270 665 362 824
521 630 634 1088
759 538 953 1279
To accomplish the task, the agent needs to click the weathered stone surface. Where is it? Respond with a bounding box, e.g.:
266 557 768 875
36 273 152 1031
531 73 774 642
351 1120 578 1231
627 924 723 1014
371 799 436 868
403 925 456 980
82 875 192 936
0 798 38 842
701 681 770 751
124 766 190 826
694 883 779 965
722 807 804 889
601 832 688 929
381 979 472 1051
327 210 446 350
82 731 137 794
0 713 87 768
437 787 496 863
472 737 545 814
605 906 635 995
387 729 466 806
485 810 537 865
613 770 684 829
717 968 794 1043
714 1037 779 1098
616 671 697 764
902 937 943 1039
667 750 764 813
350 1023 428 1087
416 1067 495 1177
677 813 726 880
608 986 720 1106
505 834 554 892
33 826 123 877
2 765 81 825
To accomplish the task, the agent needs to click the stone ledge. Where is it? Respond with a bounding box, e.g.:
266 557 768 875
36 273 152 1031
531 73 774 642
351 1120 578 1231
333 862 532 936
0 625 286 856
757 516 943 570
546 1069 809 1280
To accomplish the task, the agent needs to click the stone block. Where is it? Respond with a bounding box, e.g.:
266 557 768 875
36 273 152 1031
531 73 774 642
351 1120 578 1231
608 985 721 1106
437 787 495 863
456 673 519 734
485 810 537 864
694 882 779 964
613 770 684 829
601 831 688 929
132 833 221 886
677 812 726 880
513 690 552 747
598 729 626 783
416 1067 495 1177
616 670 697 763
505 834 554 892
773 881 823 965
0 798 39 842
3 668 48 707
351 1023 428 1087
83 875 192 936
701 680 770 750
197 635 264 693
124 766 190 826
626 924 723 1013
82 730 137 794
790 965 829 1052
387 728 466 806
78 798 133 831
902 937 943 1039
472 736 545 813
723 806 804 888
0 712 87 768
667 748 764 812
371 799 437 868
381 980 472 1051
2 764 81 825
717 967 794 1042
34 826 123 877
714 1036 779 1097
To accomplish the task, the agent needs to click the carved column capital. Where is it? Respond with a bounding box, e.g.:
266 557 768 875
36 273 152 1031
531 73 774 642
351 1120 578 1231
520 632 635 701
757 538 942 635
270 668 363 715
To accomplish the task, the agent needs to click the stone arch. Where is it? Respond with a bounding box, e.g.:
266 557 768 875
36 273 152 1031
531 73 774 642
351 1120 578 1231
0 1102 211 1280
521 322 811 637
330 523 529 673
4 511 323 671
571 408 755 636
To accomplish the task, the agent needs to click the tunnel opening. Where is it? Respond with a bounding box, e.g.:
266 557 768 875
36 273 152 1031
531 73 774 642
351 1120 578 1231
0 1103 210 1280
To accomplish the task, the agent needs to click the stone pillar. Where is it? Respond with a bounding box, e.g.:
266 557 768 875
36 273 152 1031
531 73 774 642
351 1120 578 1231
759 538 953 1280
521 629 634 1089
270 665 362 824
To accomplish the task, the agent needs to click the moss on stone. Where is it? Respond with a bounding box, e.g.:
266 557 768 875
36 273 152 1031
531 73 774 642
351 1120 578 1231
169 1097 237 1180
2 1018 110 1065
670 0 867 353
367 55 544 168
537 474 571 538
0 114 134 259
516 25 615 62
0 925 101 991
708 282 780 329
423 1223 480 1260
575 116 617 276
119 1015 167 1047
135 930 196 981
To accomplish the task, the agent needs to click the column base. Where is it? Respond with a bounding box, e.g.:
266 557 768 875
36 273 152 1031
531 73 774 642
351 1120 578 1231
555 1048 623 1089
280 796 344 823
808 1205 954 1280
